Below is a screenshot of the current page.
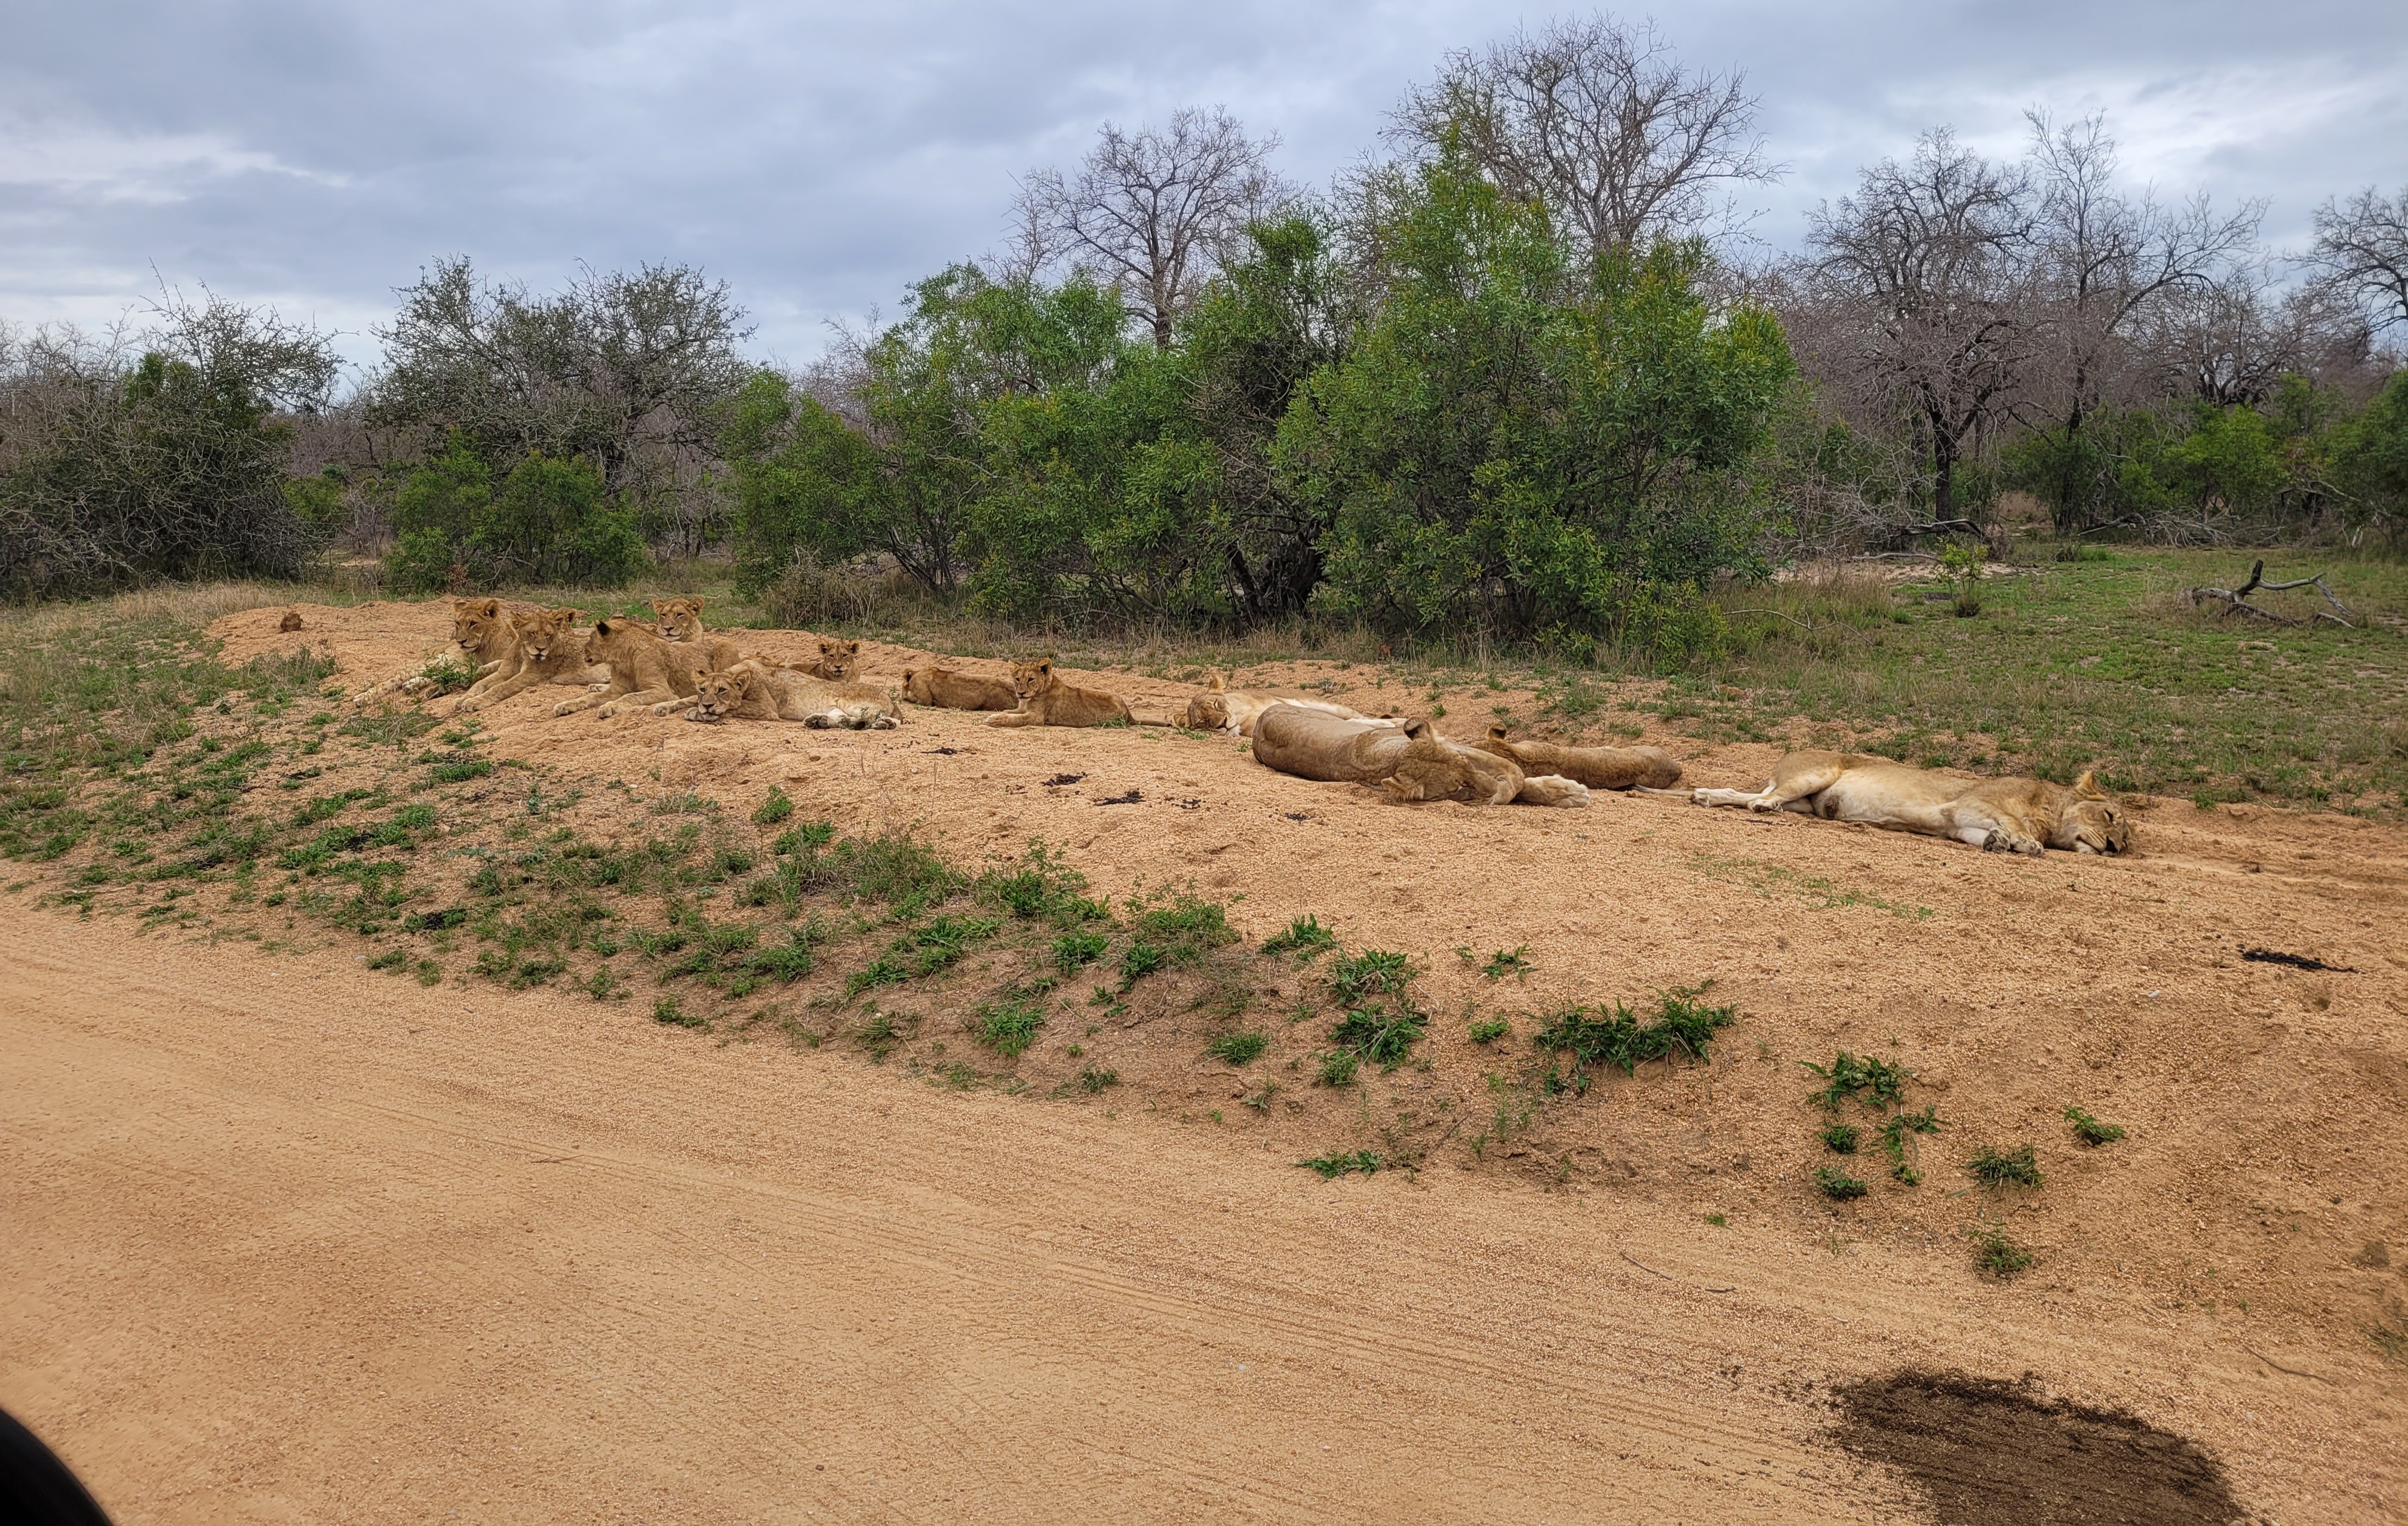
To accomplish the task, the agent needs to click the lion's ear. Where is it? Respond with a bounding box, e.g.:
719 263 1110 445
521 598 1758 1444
1209 670 1226 693
595 619 613 635
1402 718 1432 739
1037 659 1053 674
649 599 667 615
2074 768 2104 798
1486 724 1509 741
479 598 502 617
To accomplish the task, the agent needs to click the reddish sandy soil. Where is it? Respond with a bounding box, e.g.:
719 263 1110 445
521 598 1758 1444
3 598 2405 1523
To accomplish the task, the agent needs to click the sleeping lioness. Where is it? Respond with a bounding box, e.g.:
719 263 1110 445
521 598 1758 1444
1251 704 1587 808
1685 751 2130 856
901 666 1018 711
1476 726 1681 790
1184 671 1366 736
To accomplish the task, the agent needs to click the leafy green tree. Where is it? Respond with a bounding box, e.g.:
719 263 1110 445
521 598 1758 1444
1276 151 1792 651
2332 370 2408 535
387 432 643 589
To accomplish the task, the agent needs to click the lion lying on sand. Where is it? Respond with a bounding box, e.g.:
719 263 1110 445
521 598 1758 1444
1184 672 1366 736
678 659 899 728
988 659 1145 728
1475 726 1681 790
1683 751 2130 856
902 666 1018 711
1252 704 1588 807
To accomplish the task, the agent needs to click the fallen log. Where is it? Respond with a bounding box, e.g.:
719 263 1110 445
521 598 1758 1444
2179 559 2354 627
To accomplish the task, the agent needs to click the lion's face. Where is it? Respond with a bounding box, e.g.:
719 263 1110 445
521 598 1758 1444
452 598 506 653
688 670 752 723
512 607 578 664
1185 693 1230 730
815 638 861 681
1010 659 1056 702
2062 798 2130 855
653 598 705 642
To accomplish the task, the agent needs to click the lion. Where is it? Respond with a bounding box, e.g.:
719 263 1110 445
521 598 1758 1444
1251 704 1587 807
554 617 708 719
987 659 1144 728
652 597 744 675
1183 671 1366 736
801 637 862 682
346 596 529 706
1683 750 2131 856
678 659 900 728
901 665 1019 711
447 607 592 715
1475 725 1682 790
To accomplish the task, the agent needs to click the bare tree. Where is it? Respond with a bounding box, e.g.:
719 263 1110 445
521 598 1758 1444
2145 260 2375 407
2023 110 2261 439
2308 184 2408 334
1801 131 2037 525
1012 107 1291 348
1389 13 1777 257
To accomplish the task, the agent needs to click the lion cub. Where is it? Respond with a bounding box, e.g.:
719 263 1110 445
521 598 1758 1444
556 617 705 718
450 606 586 715
652 597 744 675
800 637 862 681
682 659 899 728
987 659 1139 728
901 665 1018 711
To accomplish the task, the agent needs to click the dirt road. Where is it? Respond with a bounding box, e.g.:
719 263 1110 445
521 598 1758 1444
0 902 2395 1524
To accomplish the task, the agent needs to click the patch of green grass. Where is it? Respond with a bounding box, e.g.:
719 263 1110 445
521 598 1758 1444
1207 1030 1267 1065
1263 912 1339 961
1804 1051 1915 1112
1532 983 1737 1083
1328 1001 1426 1069
1703 1212 1727 1227
1078 1064 1119 1093
429 756 492 784
751 786 795 826
972 996 1046 1058
1969 1222 2035 1278
1467 1017 1512 1045
1876 1105 1944 1184
1477 945 1533 981
2064 1104 2126 1146
1117 893 1240 988
652 995 704 1029
1315 1051 1359 1088
1820 1121 1860 1154
1329 947 1413 1004
1298 1150 1383 1180
1966 1143 2044 1189
1815 1166 1869 1201
2368 1316 2408 1368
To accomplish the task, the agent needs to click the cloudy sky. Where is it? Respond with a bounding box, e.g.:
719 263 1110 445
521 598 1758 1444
4 0 2403 373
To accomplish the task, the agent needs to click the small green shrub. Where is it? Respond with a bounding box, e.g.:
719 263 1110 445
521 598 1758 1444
2064 1104 2125 1146
1821 1121 1860 1155
1467 1017 1511 1045
1298 1150 1382 1180
1803 1051 1913 1111
1328 1001 1426 1069
1970 1222 2034 1278
1329 947 1413 1004
1207 1030 1267 1066
1315 1051 1359 1087
1479 946 1532 981
1078 1065 1119 1093
751 787 795 826
973 997 1046 1058
1967 1144 2043 1189
1532 984 1736 1076
1815 1166 1869 1201
652 996 704 1029
1264 913 1338 960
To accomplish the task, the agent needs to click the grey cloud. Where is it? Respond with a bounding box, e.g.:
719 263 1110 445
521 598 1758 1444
3 0 2401 370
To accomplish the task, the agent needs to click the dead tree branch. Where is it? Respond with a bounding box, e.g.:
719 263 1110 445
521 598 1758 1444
2179 558 2355 626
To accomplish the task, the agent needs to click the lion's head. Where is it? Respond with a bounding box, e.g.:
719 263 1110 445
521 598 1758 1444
452 598 508 653
1184 693 1231 730
1009 658 1058 702
814 637 861 681
2060 771 2132 854
687 668 755 724
652 597 705 642
512 607 579 666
